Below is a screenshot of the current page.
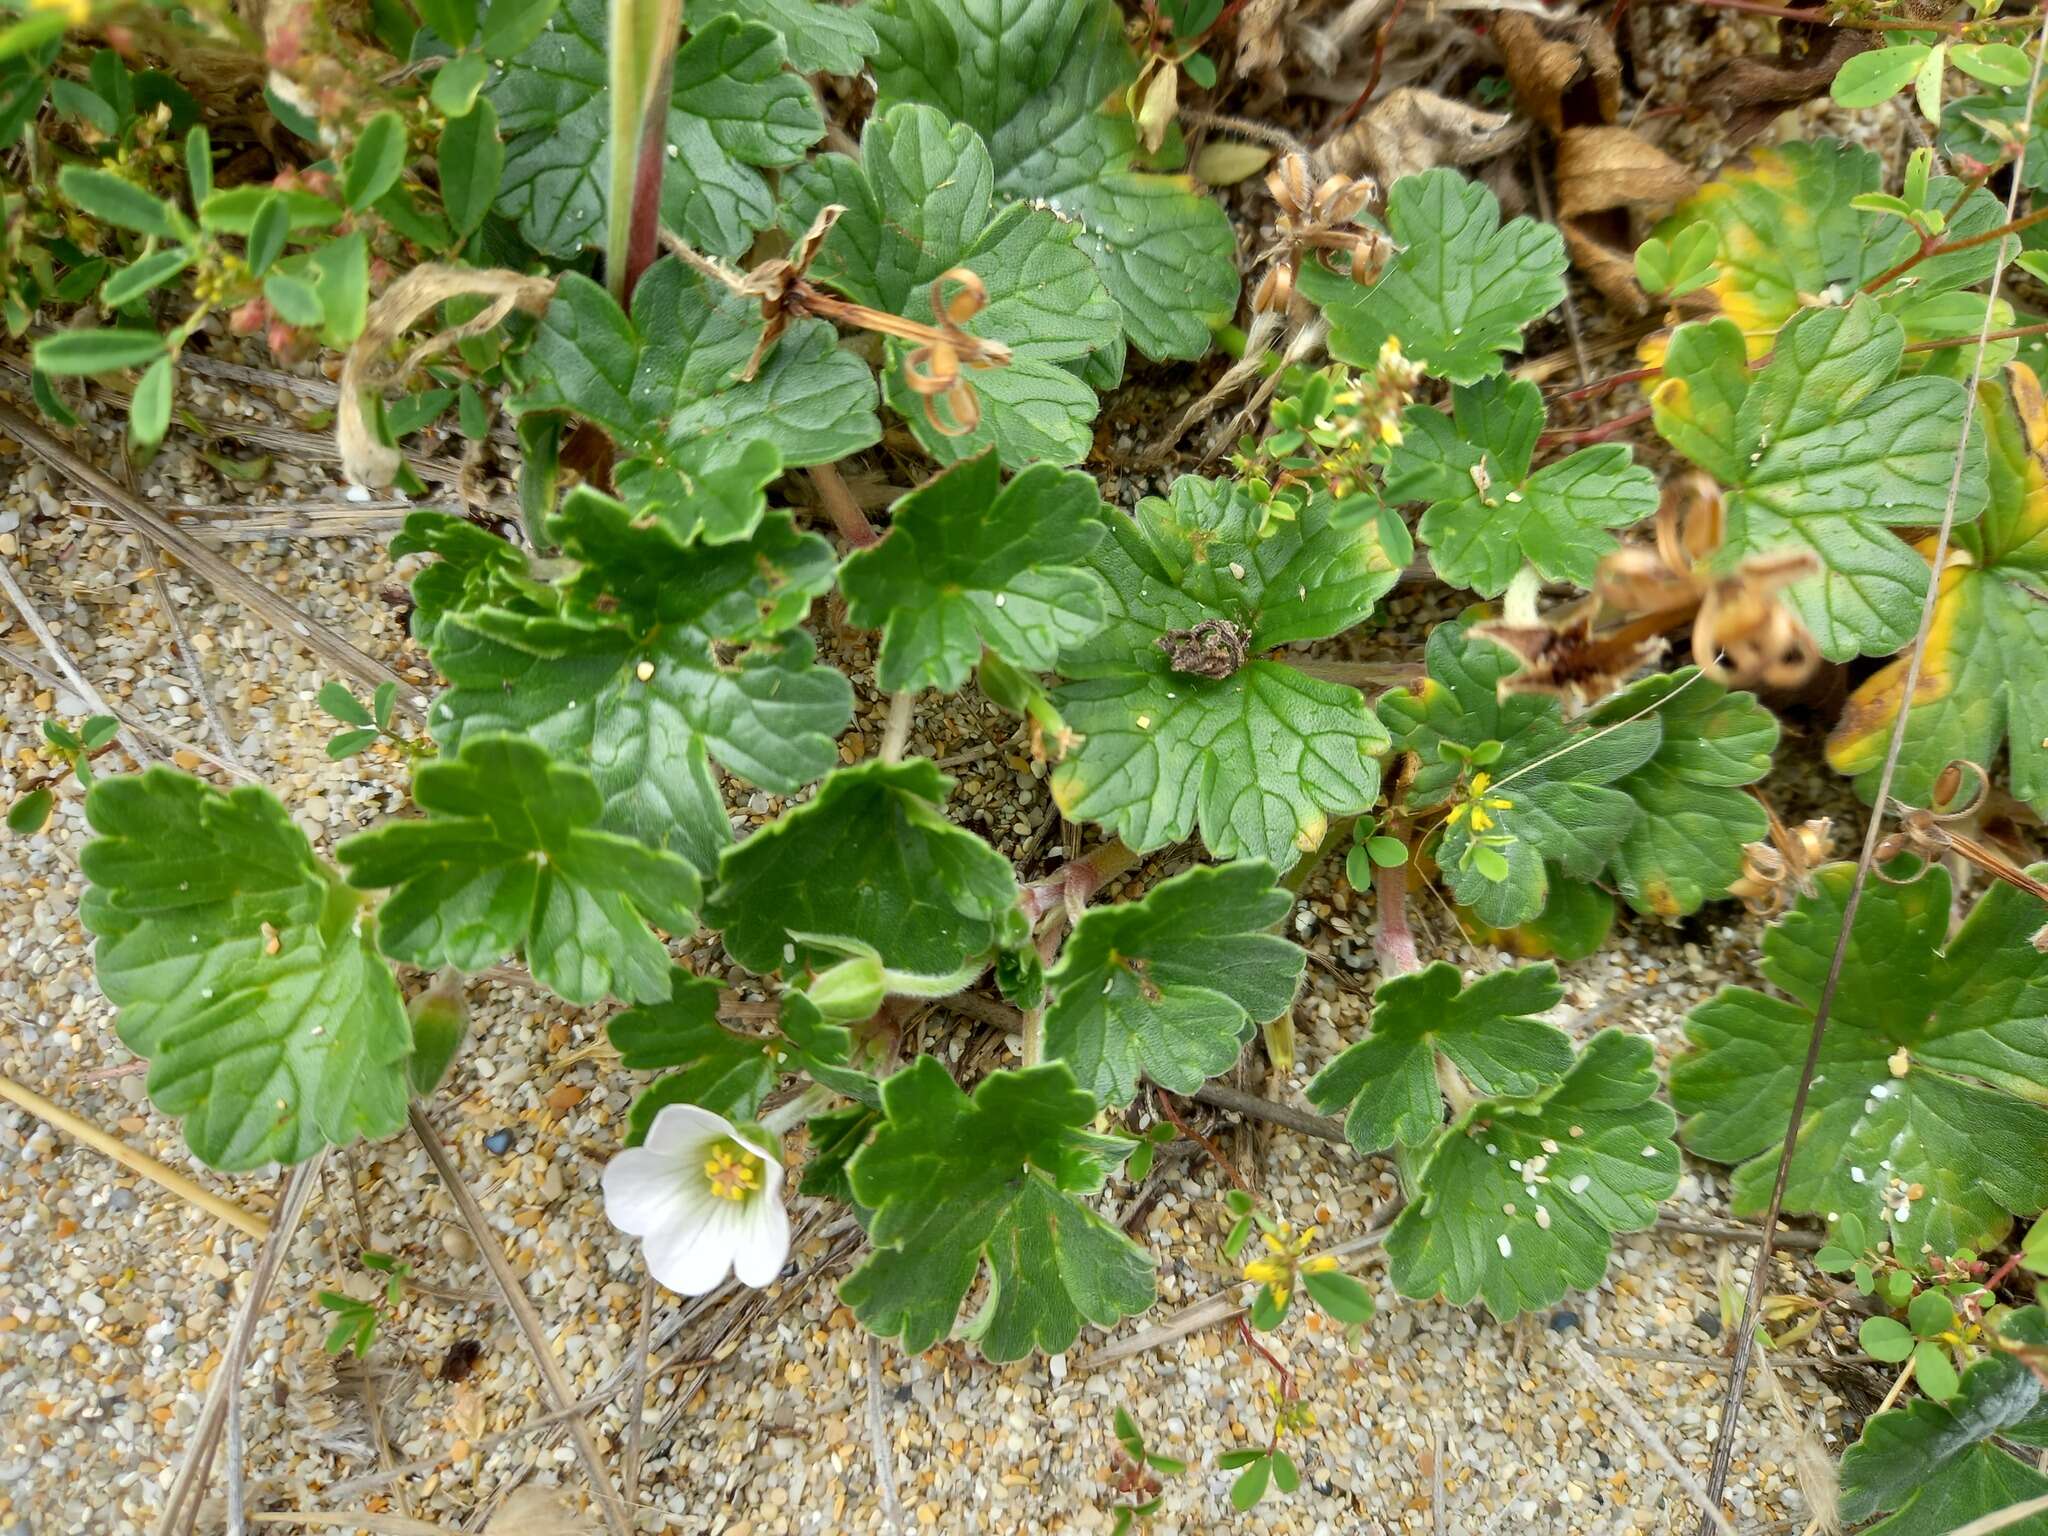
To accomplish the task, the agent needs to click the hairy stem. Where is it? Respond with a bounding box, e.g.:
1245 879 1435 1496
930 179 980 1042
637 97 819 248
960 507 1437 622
880 690 916 764
1502 565 1543 626
811 462 880 548
606 0 683 305
1280 656 1423 689
1375 854 1419 977
1863 202 2048 293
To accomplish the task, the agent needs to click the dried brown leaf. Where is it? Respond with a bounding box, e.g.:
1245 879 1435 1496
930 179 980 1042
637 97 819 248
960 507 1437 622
1323 87 1526 187
1554 127 1696 317
1495 10 1621 136
1689 25 1872 149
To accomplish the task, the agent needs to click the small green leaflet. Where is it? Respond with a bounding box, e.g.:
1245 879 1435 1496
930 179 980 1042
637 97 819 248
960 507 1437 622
705 758 1022 978
608 965 768 1134
1829 369 2048 817
1379 624 1659 928
1386 374 1657 596
1307 961 1573 1155
337 734 700 1007
1650 298 1987 660
689 0 874 76
840 1057 1154 1360
1385 1030 1680 1321
610 967 872 1139
1042 860 1305 1107
515 259 879 544
863 0 1237 361
1051 477 1400 866
781 103 1122 469
79 770 411 1171
1299 167 1566 385
839 452 1107 693
1838 1323 2048 1536
418 489 849 877
487 0 822 259
1673 863 2048 1256
1588 669 1777 918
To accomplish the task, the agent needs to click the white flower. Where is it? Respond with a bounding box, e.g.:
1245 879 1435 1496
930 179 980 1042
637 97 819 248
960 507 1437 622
601 1104 789 1296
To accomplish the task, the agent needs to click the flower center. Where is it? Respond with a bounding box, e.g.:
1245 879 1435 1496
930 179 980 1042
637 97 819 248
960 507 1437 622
703 1139 763 1202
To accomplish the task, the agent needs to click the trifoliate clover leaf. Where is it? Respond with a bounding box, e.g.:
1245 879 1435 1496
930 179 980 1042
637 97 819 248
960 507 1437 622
1385 1030 1680 1322
1298 168 1566 385
515 260 879 545
1587 669 1777 918
1386 374 1657 596
80 770 411 1171
690 0 875 75
1831 368 2048 817
421 488 848 877
863 0 1237 361
839 452 1107 693
1049 477 1400 865
780 103 1122 469
1651 298 1988 660
840 1057 1154 1359
1643 138 2006 362
609 966 770 1134
1838 1337 2048 1536
337 734 699 1007
1379 624 1660 928
1672 862 2048 1256
487 0 822 260
1307 961 1573 1155
1042 860 1305 1107
705 759 1022 978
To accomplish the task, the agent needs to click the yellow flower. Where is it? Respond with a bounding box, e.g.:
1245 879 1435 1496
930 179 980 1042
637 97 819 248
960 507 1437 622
30 0 92 26
1448 771 1514 833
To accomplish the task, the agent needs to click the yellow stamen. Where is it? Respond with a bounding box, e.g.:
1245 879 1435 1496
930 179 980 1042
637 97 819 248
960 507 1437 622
703 1140 762 1202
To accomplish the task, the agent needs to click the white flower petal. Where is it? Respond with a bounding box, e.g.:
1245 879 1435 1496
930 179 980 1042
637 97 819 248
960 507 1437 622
641 1102 736 1156
643 1198 740 1296
730 1194 791 1288
600 1145 694 1238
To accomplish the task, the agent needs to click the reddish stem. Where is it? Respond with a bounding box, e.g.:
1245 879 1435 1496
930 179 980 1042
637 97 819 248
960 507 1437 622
1154 1087 1256 1196
1863 203 2048 293
1680 0 2022 35
1374 856 1419 977
1538 404 1653 446
1325 0 1411 135
808 463 878 549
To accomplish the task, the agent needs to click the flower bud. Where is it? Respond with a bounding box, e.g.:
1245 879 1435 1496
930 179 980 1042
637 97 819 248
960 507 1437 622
406 969 469 1095
806 954 885 1022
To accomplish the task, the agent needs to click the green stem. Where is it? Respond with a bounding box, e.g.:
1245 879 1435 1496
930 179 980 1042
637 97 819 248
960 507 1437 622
606 0 683 305
1502 564 1542 627
761 1081 837 1137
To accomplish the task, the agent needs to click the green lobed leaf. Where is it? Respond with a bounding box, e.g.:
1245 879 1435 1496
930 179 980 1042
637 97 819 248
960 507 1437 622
1838 1329 2048 1536
1651 299 1988 660
514 260 879 543
690 0 874 75
863 0 1237 360
1587 669 1777 918
487 0 822 259
1308 961 1573 1155
704 758 1022 978
1042 860 1305 1107
1672 863 2048 1257
1386 373 1657 596
1050 476 1399 865
1299 167 1566 385
1644 139 2007 358
417 488 850 876
1829 370 2048 817
840 1057 1154 1359
1385 1030 1680 1321
608 965 771 1134
839 452 1108 692
337 734 700 1006
1379 624 1660 928
780 103 1122 468
79 770 411 1170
